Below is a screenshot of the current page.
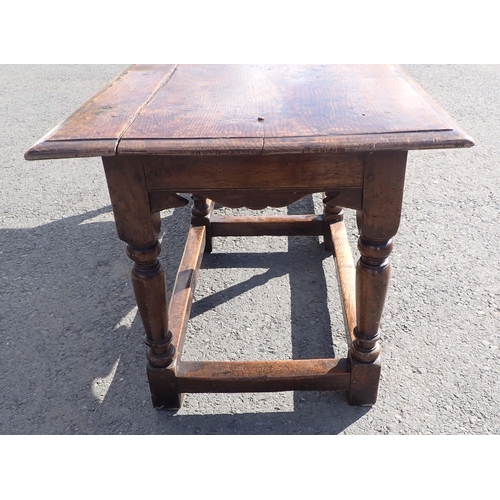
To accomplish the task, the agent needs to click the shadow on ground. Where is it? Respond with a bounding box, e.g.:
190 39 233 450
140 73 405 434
0 196 370 434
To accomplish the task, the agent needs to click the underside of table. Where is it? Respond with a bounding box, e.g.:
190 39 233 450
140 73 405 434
153 203 376 408
101 150 411 409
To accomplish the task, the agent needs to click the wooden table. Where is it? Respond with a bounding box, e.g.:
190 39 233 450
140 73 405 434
26 65 474 408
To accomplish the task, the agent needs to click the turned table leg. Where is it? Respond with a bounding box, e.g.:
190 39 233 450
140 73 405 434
102 156 182 409
349 151 407 405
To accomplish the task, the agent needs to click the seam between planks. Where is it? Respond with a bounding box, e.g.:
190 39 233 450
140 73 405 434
114 64 179 154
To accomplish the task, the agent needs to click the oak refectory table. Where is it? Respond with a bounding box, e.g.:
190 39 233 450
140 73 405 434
25 65 474 408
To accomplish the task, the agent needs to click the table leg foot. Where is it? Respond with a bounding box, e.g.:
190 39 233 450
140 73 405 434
348 354 381 406
147 364 184 410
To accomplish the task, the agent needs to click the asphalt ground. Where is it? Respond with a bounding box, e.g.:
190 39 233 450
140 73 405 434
1 65 499 436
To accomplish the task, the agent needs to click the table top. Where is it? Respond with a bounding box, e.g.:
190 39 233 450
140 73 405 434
25 64 474 160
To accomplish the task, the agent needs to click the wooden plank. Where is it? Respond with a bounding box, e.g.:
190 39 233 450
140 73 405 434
263 129 474 154
117 129 474 156
123 65 461 141
144 153 364 191
330 220 357 347
118 137 264 156
176 358 351 393
26 65 474 160
25 128 473 160
122 65 269 140
24 139 117 160
50 64 177 142
169 225 206 357
25 64 177 159
210 214 325 237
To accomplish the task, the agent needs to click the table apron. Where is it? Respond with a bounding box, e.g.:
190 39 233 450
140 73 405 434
141 153 365 192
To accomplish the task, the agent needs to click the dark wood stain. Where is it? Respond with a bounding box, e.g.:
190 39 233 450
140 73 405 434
25 64 474 160
24 65 475 409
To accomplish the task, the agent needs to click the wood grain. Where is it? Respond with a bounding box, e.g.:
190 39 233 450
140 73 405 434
262 128 473 154
143 153 364 191
25 65 176 159
123 65 458 140
25 64 474 160
23 65 476 409
329 220 357 347
102 156 159 247
117 137 265 156
361 151 407 241
176 358 350 393
169 225 206 358
210 215 325 237
54 65 176 142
